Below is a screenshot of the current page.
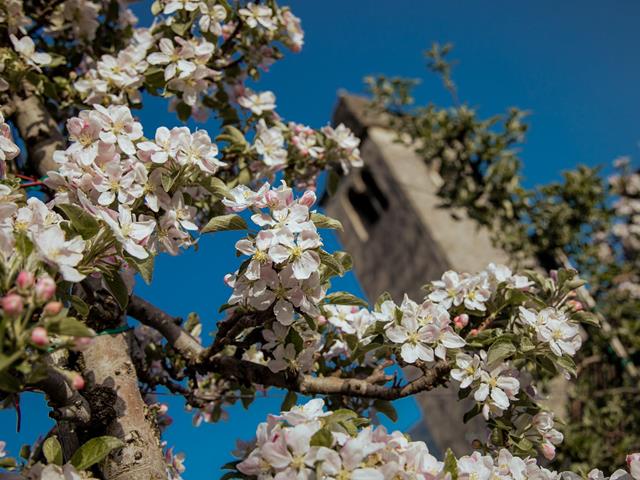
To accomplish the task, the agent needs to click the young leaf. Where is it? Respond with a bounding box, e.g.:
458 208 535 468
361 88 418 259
70 436 124 471
201 214 248 234
324 292 368 308
280 391 297 412
103 271 129 310
310 212 343 231
57 204 99 239
487 338 516 365
43 436 63 466
373 400 398 422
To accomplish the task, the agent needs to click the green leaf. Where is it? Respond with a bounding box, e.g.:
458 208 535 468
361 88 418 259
70 436 124 471
57 204 99 239
280 391 297 412
15 232 33 258
373 400 398 422
326 170 341 196
487 338 516 365
70 295 90 318
201 214 248 234
556 355 577 377
127 254 155 285
309 428 333 448
0 458 16 468
324 292 368 308
103 272 129 310
150 0 162 15
207 177 232 200
43 436 63 466
310 212 343 231
443 449 458 480
176 101 191 121
574 311 600 327
0 371 22 392
51 317 94 337
161 173 176 193
463 403 482 424
319 250 345 278
520 335 535 352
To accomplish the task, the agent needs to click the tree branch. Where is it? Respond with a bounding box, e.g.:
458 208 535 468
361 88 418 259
127 296 452 400
127 294 204 361
33 366 91 425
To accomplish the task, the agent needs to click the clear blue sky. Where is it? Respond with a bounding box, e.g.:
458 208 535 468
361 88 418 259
2 0 640 477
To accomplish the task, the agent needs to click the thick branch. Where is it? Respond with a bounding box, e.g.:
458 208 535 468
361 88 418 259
33 366 91 425
82 332 166 480
129 296 451 400
13 95 64 177
127 294 204 361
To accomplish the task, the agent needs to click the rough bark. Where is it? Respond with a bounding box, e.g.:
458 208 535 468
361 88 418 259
13 95 64 177
82 333 166 480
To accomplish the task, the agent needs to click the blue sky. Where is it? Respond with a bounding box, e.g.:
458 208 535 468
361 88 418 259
2 0 640 477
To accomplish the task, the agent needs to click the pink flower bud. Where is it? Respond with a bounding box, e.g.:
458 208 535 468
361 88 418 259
316 315 327 326
299 190 316 207
469 328 479 337
2 294 23 316
627 453 640 479
158 403 169 415
454 314 469 329
35 275 56 302
73 337 93 351
16 271 35 290
541 442 556 460
72 374 85 390
31 326 49 346
43 301 63 316
550 270 558 283
568 299 584 312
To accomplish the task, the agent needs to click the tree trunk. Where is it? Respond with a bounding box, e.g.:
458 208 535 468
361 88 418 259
82 333 166 480
12 95 64 177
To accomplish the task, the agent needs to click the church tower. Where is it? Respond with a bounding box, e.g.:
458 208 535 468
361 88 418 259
323 93 509 455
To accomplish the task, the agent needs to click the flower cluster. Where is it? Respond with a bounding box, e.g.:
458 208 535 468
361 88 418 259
231 399 640 480
48 103 224 260
1 186 86 281
518 306 582 357
428 263 532 312
375 295 466 364
74 29 154 106
225 181 324 326
451 351 520 420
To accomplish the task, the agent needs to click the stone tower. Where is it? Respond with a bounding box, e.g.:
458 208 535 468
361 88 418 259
323 93 509 455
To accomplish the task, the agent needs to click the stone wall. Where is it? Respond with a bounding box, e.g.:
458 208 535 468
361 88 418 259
324 94 509 455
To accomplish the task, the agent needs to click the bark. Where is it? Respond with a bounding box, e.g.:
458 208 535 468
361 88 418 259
82 333 166 480
13 95 64 177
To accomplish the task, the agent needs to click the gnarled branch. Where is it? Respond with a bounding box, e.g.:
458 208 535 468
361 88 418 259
127 295 452 401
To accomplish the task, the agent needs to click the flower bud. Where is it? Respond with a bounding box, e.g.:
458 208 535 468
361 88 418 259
16 271 35 290
43 301 63 316
299 190 316 207
454 314 469 329
2 294 23 316
158 403 169 415
469 328 479 337
35 275 56 302
316 315 327 326
73 337 93 351
568 299 584 312
72 374 85 390
31 326 49 346
541 442 556 460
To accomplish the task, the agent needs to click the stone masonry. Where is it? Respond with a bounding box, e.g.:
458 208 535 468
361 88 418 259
323 93 510 456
